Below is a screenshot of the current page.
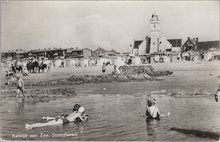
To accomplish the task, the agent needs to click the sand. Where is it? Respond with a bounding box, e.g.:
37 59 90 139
0 61 219 102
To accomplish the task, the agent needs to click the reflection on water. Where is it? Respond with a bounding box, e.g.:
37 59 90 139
0 93 220 141
146 118 160 137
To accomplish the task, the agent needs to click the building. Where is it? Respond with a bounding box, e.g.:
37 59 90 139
182 37 219 52
132 13 175 56
182 37 198 52
168 39 182 52
92 47 107 57
197 40 220 51
15 49 29 60
1 47 93 61
65 48 75 59
1 49 29 61
29 48 65 60
31 49 47 60
107 49 120 56
140 36 151 55
149 13 160 53
149 13 172 53
168 39 182 48
132 40 143 56
1 50 16 61
92 47 120 57
71 48 92 59
46 48 65 59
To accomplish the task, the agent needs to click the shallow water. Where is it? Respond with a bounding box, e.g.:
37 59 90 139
0 92 220 141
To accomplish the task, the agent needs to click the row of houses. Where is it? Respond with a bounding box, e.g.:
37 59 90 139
132 13 219 56
131 13 219 63
1 47 120 62
133 36 220 55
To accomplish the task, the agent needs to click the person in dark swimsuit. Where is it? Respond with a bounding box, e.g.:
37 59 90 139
25 104 88 130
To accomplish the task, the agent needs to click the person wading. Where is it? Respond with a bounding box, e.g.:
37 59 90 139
16 75 25 97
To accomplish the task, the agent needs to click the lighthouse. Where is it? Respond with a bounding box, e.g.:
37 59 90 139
149 13 160 53
132 13 173 56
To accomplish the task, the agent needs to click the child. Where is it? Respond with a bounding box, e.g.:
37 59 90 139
25 105 88 130
16 75 25 97
146 97 160 119
146 96 170 119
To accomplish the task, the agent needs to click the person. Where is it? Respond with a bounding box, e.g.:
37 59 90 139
146 96 170 119
5 70 14 85
47 62 51 72
22 67 29 76
25 105 88 130
214 85 220 102
102 62 106 75
11 64 17 74
113 65 120 74
61 61 64 68
16 75 25 97
128 57 132 65
146 97 160 119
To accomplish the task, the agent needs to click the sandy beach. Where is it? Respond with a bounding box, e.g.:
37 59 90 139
1 61 219 101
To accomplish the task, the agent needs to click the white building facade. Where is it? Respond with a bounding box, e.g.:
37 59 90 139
149 13 172 54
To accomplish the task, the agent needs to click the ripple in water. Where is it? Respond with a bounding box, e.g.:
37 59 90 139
0 94 220 141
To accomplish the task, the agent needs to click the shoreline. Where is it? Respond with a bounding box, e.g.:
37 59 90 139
0 61 219 103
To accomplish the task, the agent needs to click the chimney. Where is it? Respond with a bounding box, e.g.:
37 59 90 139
187 37 190 40
196 37 199 43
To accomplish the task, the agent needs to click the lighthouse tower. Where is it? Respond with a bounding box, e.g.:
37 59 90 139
149 13 160 53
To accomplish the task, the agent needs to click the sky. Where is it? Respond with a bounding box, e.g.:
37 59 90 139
1 1 219 53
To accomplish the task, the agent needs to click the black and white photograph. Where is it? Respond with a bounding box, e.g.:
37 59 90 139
0 1 220 141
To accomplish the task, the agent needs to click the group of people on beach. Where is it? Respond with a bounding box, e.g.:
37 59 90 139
7 63 220 130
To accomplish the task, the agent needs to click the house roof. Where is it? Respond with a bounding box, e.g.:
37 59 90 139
94 47 107 52
133 40 143 49
2 51 16 54
108 49 120 55
182 38 197 47
83 48 93 51
197 41 220 51
31 48 64 53
168 39 182 47
122 52 131 55
67 48 93 52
